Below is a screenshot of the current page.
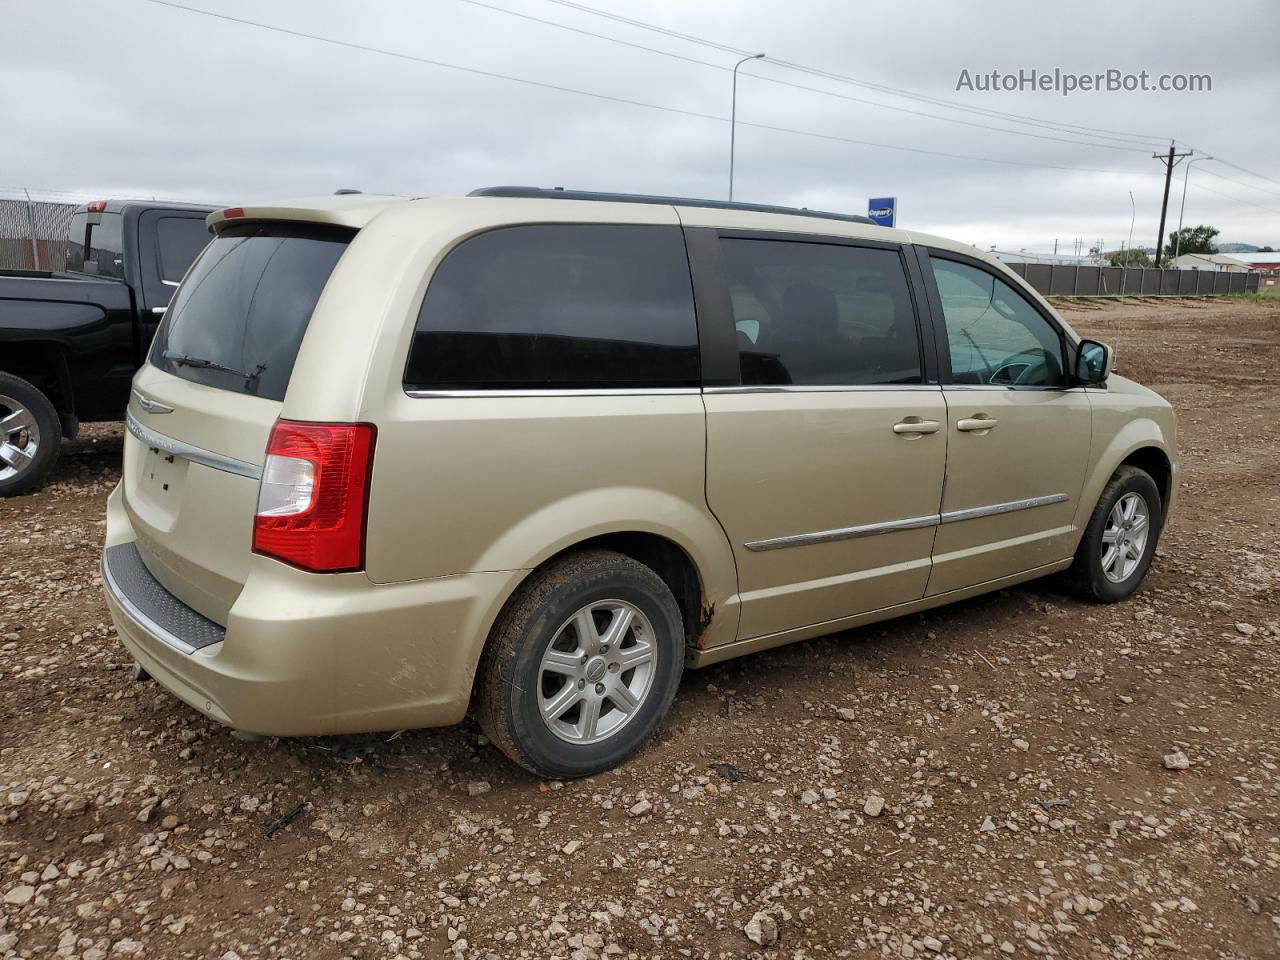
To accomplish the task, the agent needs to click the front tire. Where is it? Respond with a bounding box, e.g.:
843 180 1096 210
477 549 685 779
1066 465 1162 602
0 372 61 498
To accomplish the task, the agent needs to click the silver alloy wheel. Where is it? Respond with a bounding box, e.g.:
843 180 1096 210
537 599 658 745
0 394 40 483
1101 492 1150 583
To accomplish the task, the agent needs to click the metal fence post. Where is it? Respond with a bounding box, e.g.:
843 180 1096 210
22 188 40 270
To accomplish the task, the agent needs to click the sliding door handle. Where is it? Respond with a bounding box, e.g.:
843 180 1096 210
893 418 941 435
957 416 998 432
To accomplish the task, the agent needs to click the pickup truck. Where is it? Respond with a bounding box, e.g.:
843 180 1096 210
0 199 214 496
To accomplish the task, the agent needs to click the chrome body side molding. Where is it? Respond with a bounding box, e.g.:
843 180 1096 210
744 493 1069 552
745 513 941 552
939 493 1069 524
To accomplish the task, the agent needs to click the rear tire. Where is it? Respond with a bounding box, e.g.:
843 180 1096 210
0 372 60 498
1066 466 1162 603
477 549 685 779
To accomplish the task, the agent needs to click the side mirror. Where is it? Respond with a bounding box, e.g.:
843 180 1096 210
1075 339 1113 385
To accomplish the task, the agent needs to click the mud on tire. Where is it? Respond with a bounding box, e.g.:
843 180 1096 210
476 549 685 779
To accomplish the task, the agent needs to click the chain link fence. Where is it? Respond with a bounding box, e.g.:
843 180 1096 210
0 192 79 271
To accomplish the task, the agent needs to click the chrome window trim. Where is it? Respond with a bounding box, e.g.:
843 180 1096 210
404 387 701 398
101 555 198 655
405 385 943 398
942 384 1085 393
744 493 1069 551
126 410 262 480
705 384 939 395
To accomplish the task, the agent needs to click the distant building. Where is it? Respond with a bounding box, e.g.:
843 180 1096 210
1168 252 1251 272
1222 250 1280 272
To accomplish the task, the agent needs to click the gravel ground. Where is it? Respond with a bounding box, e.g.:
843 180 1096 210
1 297 1278 960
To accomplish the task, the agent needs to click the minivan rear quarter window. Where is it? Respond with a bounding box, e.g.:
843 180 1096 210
404 224 700 391
150 222 353 401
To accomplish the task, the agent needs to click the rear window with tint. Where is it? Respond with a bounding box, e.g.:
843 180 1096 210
65 212 125 278
155 216 211 284
404 224 699 391
150 223 352 401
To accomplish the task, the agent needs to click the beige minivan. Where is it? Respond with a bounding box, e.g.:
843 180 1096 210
102 187 1177 778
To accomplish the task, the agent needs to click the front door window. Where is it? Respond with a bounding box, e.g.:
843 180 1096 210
929 257 1064 387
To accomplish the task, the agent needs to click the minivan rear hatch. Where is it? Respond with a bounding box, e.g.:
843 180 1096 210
123 221 354 623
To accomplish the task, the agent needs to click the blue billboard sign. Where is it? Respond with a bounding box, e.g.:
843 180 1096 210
867 197 897 227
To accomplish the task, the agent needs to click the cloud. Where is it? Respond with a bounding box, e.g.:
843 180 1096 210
4 0 1277 248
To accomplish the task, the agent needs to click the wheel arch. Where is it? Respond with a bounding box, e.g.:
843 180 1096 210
480 528 729 661
1118 446 1173 516
0 339 76 432
462 527 732 722
1075 421 1177 546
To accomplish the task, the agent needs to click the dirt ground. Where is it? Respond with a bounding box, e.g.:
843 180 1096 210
2 297 1278 960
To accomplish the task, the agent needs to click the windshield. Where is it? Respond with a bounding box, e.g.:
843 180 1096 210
149 222 353 401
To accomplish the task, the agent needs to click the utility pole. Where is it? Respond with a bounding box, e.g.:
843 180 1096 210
1152 142 1193 267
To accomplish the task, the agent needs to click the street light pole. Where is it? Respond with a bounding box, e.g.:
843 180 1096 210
1173 154 1213 262
1127 191 1135 254
729 52 765 201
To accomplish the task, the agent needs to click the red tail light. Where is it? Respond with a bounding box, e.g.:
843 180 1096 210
252 421 376 573
86 200 106 213
222 207 246 219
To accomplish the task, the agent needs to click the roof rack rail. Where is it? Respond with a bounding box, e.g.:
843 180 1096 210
467 186 876 226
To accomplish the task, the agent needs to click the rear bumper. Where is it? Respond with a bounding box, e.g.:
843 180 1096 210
102 482 521 736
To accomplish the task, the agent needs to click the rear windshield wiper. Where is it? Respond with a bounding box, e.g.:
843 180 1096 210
161 351 262 382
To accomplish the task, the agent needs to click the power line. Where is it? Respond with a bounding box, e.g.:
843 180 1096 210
538 0 1174 149
140 0 727 125
1195 165 1280 201
458 0 1150 154
540 0 1280 199
1189 181 1280 218
456 0 731 73
1201 155 1280 190
736 119 1157 178
137 0 1163 181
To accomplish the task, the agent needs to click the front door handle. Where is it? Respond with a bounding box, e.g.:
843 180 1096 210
893 418 941 435
957 416 998 432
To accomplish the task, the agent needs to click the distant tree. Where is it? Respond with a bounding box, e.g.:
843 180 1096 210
1164 225 1219 260
1111 248 1152 267
1261 245 1275 252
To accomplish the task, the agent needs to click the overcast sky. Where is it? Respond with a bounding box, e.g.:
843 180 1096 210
5 0 1278 251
